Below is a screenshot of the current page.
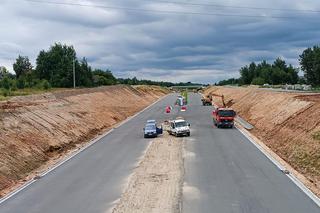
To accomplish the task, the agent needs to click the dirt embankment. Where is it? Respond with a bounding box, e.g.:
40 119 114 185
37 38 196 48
112 133 183 213
0 85 168 196
205 87 320 194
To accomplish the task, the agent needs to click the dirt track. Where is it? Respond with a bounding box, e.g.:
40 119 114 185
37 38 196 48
0 85 168 196
204 86 320 195
112 133 184 213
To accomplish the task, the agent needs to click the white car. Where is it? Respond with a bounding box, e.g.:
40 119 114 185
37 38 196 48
168 119 190 137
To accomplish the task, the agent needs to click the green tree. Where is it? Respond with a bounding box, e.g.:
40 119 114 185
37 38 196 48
0 66 9 79
13 56 33 78
35 43 77 87
248 62 257 82
239 58 298 85
271 67 287 85
286 65 299 84
76 58 93 87
2 77 11 90
240 66 250 84
299 46 320 86
92 69 116 86
273 58 287 71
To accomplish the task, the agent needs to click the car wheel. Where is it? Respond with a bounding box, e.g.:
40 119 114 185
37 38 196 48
187 132 190 137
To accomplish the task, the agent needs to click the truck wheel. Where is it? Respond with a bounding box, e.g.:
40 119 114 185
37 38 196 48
213 119 217 126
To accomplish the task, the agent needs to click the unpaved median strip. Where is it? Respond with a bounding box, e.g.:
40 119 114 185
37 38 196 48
112 133 184 213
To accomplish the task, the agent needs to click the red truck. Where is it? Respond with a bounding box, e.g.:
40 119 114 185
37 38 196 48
212 108 236 128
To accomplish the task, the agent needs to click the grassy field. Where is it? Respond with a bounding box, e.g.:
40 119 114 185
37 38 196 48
0 88 54 101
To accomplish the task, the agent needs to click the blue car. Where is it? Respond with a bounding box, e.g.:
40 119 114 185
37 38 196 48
144 121 163 138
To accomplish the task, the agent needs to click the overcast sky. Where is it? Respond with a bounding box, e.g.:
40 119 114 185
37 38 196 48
0 0 320 83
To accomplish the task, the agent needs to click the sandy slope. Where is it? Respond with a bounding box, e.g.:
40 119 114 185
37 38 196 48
0 85 168 196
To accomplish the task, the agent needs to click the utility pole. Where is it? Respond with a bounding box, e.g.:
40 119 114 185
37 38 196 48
73 58 76 88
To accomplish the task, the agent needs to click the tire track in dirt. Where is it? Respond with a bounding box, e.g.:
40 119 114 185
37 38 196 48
112 133 184 213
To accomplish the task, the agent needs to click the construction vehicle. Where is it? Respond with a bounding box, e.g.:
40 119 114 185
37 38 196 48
201 95 212 105
212 108 236 128
209 93 236 128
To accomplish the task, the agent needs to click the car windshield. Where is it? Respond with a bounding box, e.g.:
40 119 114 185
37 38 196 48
147 120 156 123
218 110 235 117
145 125 155 130
175 121 188 128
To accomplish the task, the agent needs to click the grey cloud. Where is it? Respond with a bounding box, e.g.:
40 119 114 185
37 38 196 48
0 0 320 83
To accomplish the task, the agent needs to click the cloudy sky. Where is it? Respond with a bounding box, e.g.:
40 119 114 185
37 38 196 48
0 0 320 83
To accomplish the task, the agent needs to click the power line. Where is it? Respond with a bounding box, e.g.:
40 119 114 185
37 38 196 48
144 0 320 13
24 0 302 19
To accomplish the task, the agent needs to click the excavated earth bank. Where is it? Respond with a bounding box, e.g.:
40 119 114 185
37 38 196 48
0 85 168 196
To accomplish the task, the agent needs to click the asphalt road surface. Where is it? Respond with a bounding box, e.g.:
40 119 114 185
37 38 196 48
182 94 319 213
0 93 319 213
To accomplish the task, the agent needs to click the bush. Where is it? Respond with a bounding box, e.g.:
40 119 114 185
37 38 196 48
2 89 10 97
35 79 51 90
10 79 17 91
17 78 26 89
251 77 265 85
42 80 51 90
1 77 11 90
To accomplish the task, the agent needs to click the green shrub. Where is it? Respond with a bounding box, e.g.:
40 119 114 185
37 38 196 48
35 79 51 90
42 80 51 90
10 79 17 91
17 78 26 89
1 77 11 90
251 77 265 85
2 89 10 97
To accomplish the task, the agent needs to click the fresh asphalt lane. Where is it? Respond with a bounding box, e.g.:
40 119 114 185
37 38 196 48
182 93 319 213
0 94 179 213
1 93 319 213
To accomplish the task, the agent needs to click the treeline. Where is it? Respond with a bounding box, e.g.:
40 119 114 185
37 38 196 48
240 58 299 85
0 43 118 95
117 77 199 87
0 43 198 96
218 58 299 86
217 45 320 86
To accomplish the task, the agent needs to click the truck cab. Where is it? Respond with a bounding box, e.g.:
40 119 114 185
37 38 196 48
168 119 190 137
212 108 236 128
